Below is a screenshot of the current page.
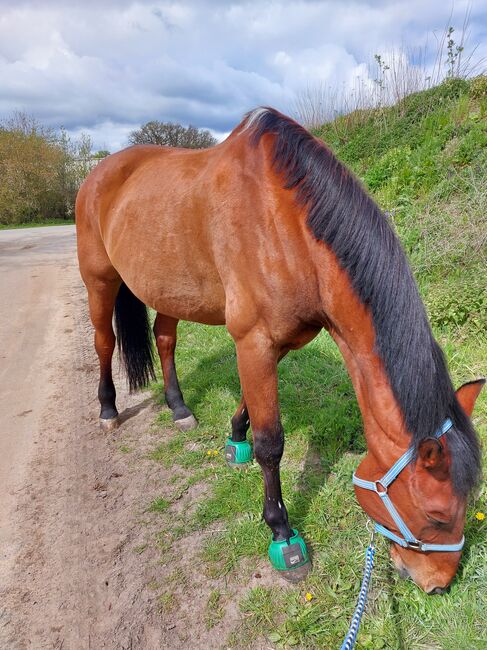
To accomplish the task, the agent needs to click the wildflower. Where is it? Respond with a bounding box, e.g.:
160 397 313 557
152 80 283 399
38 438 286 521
213 449 219 456
475 512 485 521
305 592 313 602
207 450 212 457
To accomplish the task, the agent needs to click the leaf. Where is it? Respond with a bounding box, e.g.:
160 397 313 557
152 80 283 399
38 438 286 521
268 632 281 643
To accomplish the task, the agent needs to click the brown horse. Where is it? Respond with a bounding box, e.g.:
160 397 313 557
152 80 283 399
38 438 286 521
76 107 484 592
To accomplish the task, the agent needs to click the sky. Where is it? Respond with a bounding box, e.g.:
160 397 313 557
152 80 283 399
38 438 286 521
0 0 486 151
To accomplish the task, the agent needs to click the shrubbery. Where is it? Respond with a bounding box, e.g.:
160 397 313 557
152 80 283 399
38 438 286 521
0 113 99 225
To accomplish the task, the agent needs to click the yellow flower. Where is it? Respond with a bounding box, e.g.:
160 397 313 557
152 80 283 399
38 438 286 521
213 450 219 456
305 592 313 602
207 450 212 456
475 512 485 521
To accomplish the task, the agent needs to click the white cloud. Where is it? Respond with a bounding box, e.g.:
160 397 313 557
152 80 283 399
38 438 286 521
0 0 485 150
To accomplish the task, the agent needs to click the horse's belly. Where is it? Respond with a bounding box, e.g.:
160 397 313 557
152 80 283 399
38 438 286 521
149 278 226 325
122 266 227 326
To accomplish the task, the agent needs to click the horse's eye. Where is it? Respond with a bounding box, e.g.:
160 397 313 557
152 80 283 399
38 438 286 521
426 514 450 529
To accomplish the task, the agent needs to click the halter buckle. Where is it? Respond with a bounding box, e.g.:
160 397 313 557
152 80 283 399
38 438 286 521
406 540 424 551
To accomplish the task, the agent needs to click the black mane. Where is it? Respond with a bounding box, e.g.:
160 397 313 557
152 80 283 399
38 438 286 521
246 107 480 496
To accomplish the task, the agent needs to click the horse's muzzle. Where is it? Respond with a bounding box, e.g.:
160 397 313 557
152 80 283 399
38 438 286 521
427 586 449 596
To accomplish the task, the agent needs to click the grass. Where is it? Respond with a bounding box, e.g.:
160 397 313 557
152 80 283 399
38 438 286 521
148 497 171 513
143 78 486 649
205 589 225 629
0 219 75 230
146 324 486 649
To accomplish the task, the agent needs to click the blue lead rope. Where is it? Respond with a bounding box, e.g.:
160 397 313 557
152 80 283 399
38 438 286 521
340 543 376 650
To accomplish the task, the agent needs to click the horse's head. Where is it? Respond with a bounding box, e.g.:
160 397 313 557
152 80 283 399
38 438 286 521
355 379 484 594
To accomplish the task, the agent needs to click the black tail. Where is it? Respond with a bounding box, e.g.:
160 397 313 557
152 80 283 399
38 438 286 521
114 283 156 392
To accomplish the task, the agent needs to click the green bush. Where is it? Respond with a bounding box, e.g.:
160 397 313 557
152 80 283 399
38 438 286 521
0 115 96 225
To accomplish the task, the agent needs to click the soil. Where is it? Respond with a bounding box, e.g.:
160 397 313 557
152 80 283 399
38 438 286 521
0 227 279 649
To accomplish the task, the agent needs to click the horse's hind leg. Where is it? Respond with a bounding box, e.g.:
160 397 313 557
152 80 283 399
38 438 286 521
86 277 122 430
153 313 197 431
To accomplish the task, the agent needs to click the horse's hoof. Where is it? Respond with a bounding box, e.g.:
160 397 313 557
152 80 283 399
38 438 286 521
268 529 311 581
279 561 312 583
174 414 198 431
225 438 253 467
100 416 119 432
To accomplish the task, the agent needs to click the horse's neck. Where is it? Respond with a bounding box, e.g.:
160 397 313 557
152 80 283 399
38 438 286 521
311 241 410 466
331 328 409 467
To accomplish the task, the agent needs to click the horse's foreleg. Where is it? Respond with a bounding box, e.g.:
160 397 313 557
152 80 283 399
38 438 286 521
228 349 289 457
86 278 121 430
153 313 197 431
235 334 310 579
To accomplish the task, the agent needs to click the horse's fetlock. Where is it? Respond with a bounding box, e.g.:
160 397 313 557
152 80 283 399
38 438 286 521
263 499 289 530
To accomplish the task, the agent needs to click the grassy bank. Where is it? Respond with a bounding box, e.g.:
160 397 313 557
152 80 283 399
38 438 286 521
136 78 486 649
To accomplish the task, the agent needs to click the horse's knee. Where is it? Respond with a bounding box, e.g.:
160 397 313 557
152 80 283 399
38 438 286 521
253 424 284 469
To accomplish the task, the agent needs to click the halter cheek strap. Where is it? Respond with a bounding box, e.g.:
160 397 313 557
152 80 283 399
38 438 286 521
353 418 465 553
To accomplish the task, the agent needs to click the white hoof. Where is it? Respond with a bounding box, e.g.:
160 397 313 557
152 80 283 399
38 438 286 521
100 416 119 432
174 414 198 431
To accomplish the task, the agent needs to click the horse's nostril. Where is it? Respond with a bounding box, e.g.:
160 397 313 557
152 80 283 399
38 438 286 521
427 586 448 596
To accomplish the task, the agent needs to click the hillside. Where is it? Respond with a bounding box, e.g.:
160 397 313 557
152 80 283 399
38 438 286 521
315 76 487 334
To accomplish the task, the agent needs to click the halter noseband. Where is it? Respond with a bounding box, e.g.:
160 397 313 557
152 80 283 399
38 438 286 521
353 418 464 553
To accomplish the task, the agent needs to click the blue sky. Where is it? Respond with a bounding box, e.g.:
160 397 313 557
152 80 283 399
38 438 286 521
0 1 485 151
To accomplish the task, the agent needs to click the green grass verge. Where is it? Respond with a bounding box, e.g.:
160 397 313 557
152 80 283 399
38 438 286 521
0 219 75 230
147 322 486 649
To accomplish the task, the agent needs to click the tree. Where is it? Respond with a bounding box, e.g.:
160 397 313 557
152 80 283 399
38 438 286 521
0 113 66 224
0 112 96 225
128 120 217 148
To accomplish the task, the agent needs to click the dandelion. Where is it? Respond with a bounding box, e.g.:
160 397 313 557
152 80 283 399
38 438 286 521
475 512 485 521
305 592 313 602
207 450 212 457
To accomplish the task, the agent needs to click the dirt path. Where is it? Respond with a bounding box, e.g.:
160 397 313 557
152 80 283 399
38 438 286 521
0 226 172 648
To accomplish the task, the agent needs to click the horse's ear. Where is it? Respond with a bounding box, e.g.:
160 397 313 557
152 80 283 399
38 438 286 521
418 437 444 470
455 379 486 417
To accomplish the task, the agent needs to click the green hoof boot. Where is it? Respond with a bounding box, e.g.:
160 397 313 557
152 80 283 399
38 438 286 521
268 529 311 582
225 438 252 467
